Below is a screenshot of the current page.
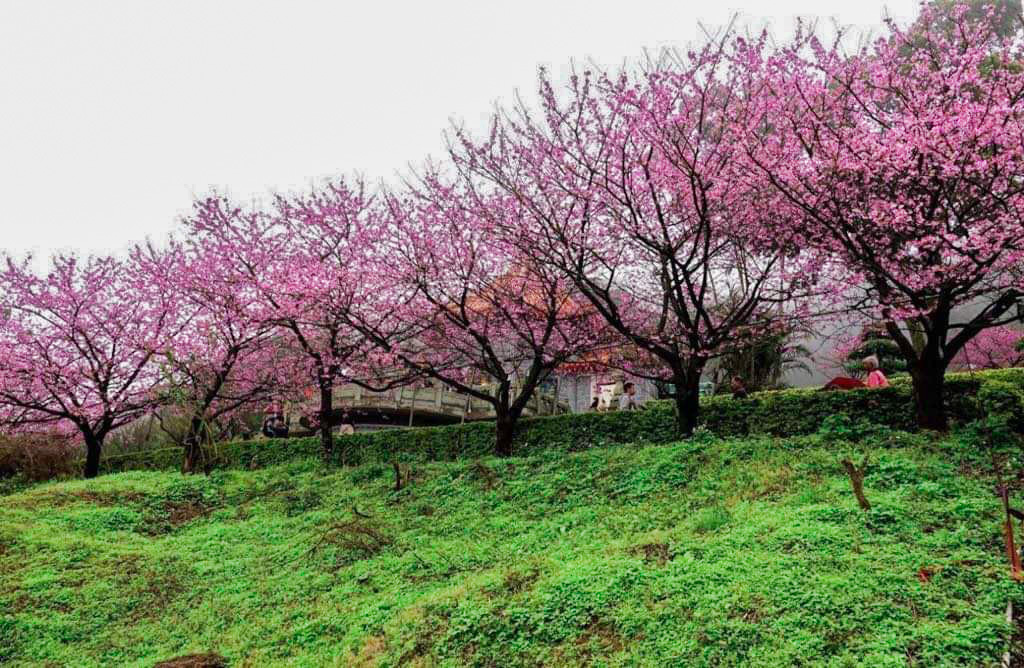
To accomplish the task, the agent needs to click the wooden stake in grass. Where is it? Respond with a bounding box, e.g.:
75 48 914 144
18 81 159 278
998 485 1023 582
393 460 403 492
841 456 871 512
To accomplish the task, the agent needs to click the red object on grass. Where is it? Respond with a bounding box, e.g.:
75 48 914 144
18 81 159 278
822 377 867 391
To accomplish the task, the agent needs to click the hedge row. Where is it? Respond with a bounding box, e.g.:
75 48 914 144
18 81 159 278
97 368 1024 475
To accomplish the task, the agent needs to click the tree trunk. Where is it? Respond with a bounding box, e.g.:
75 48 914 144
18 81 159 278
83 432 102 479
182 415 205 474
495 411 515 457
672 382 699 438
910 359 948 432
319 384 333 458
671 362 704 439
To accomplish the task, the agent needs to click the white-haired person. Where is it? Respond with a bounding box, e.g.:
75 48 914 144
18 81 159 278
863 355 890 389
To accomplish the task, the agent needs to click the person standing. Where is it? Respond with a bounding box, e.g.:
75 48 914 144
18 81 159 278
618 382 638 410
730 376 749 399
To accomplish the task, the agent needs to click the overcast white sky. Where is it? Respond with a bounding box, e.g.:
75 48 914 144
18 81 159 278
0 1 919 260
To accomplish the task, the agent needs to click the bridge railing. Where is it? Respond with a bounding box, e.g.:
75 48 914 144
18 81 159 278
325 383 570 421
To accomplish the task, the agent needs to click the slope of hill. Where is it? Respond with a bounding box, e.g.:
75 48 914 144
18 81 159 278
1 429 1021 666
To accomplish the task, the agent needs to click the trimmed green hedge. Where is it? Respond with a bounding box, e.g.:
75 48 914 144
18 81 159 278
97 368 1024 475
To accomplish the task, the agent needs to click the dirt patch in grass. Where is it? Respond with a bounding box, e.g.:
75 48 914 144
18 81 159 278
346 635 388 667
308 520 394 568
130 569 186 621
469 461 499 490
632 542 671 566
502 568 540 595
167 501 211 526
9 592 33 614
571 617 626 664
139 498 218 535
102 553 190 621
153 652 227 668
397 634 437 665
7 489 144 509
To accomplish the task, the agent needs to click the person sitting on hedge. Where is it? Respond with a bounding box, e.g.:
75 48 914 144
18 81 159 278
863 355 890 388
261 410 290 438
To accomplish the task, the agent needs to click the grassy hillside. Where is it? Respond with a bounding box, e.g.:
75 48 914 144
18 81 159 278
2 428 1022 666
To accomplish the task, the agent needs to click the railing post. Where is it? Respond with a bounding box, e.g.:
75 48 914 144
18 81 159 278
408 387 417 427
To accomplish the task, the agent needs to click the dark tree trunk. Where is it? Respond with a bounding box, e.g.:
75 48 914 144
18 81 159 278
182 415 205 474
671 360 705 439
319 384 333 458
910 359 948 432
672 381 699 438
494 396 520 457
495 414 515 457
83 432 102 479
885 311 951 433
492 380 519 457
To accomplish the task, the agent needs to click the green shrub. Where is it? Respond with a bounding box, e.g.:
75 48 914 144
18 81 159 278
93 368 1024 475
817 414 891 444
978 379 1024 421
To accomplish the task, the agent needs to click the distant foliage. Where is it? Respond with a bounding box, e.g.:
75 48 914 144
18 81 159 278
712 327 813 392
951 325 1024 371
0 432 78 482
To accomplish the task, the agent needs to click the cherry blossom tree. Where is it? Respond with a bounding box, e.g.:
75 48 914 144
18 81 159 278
185 180 408 459
741 3 1024 429
951 324 1024 369
449 40 816 436
135 240 291 473
368 177 606 455
0 254 178 477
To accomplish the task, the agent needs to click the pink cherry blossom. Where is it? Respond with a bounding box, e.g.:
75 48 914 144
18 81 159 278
739 2 1024 429
0 254 182 477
